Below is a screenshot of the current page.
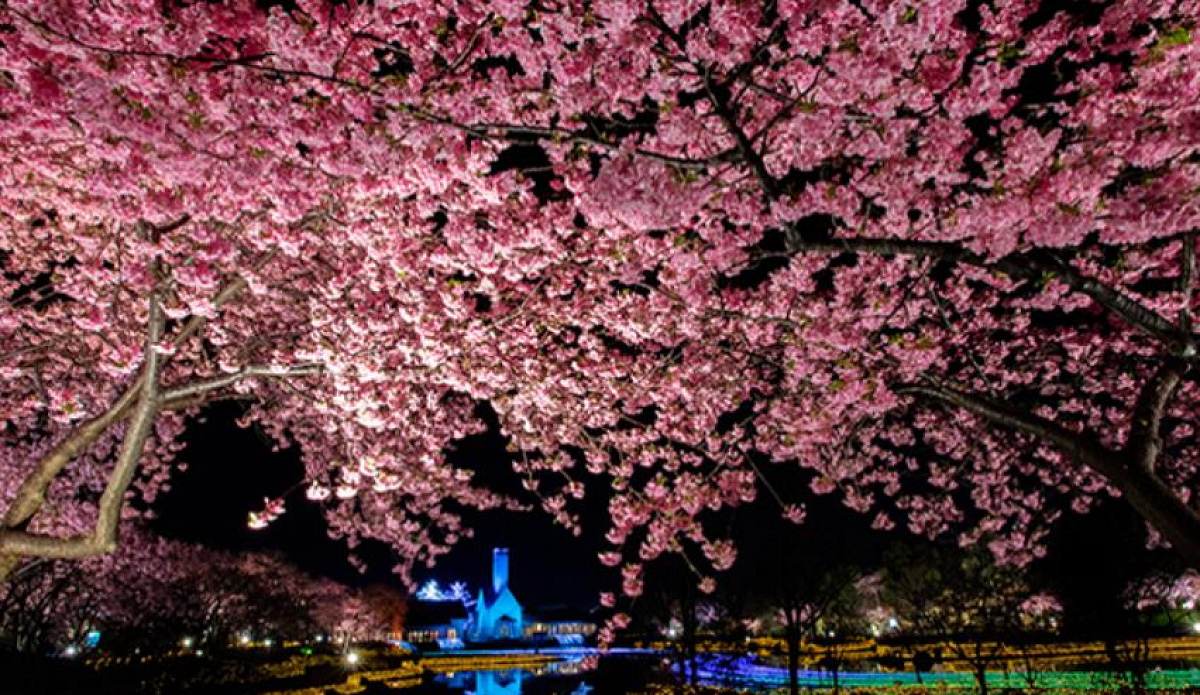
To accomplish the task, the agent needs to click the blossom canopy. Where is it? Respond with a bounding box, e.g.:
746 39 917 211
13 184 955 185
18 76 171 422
1 0 1199 592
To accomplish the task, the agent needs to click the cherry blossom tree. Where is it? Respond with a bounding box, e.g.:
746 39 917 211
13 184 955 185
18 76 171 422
1126 569 1200 625
0 525 358 653
2 0 1199 600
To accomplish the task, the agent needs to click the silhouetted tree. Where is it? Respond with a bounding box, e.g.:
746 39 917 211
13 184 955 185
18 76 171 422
883 544 1034 695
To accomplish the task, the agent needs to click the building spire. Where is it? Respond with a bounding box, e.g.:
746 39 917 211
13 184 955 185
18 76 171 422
492 547 509 595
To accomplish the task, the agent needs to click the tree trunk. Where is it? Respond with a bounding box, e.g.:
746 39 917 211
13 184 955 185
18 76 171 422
901 382 1200 570
786 628 800 695
974 664 989 695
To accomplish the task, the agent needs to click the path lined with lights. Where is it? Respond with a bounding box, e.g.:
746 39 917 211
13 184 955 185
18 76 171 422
692 654 1200 691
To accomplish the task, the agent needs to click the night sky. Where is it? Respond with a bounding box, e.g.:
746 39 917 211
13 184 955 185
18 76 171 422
150 402 1173 619
151 403 609 607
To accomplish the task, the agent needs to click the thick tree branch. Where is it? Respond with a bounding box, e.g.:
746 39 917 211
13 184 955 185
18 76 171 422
0 277 166 573
899 382 1200 568
0 530 119 560
0 257 268 534
159 363 323 404
703 74 781 199
1125 359 1188 473
1181 232 1196 334
0 248 285 585
893 383 1118 476
91 283 165 548
784 232 1191 354
0 386 142 532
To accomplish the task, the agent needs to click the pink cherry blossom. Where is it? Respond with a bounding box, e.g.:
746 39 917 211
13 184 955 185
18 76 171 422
1 0 1199 599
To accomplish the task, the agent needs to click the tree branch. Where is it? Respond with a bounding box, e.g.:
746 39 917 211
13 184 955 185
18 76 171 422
0 273 166 570
893 383 1118 476
784 232 1191 354
159 363 323 404
898 382 1200 568
399 105 737 171
1180 232 1195 334
0 255 270 534
703 74 781 199
90 283 165 548
1124 359 1188 473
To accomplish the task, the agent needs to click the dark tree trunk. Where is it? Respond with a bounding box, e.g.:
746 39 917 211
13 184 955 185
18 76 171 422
785 624 800 695
974 664 989 695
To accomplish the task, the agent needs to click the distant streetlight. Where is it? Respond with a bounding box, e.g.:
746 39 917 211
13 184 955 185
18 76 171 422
63 645 78 658
239 633 251 645
181 637 194 649
1192 621 1200 634
345 652 361 666
263 638 274 647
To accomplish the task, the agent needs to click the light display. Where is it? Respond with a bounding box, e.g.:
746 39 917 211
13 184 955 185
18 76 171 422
416 579 473 604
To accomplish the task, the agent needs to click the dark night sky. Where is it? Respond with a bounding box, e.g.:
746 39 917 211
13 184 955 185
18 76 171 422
150 403 610 608
150 403 1173 620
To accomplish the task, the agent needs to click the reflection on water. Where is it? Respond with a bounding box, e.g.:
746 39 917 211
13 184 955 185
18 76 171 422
420 652 1200 695
432 654 618 695
437 668 597 695
438 669 524 695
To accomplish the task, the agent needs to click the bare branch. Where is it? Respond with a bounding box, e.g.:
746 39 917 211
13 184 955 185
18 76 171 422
0 530 118 560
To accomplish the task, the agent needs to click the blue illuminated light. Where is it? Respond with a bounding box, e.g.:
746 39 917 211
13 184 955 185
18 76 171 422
416 579 473 603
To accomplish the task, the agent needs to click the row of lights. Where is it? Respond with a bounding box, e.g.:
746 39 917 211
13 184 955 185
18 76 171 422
61 632 362 661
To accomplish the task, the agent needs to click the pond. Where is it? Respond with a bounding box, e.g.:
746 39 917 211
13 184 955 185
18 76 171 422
412 651 659 695
405 650 1200 694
